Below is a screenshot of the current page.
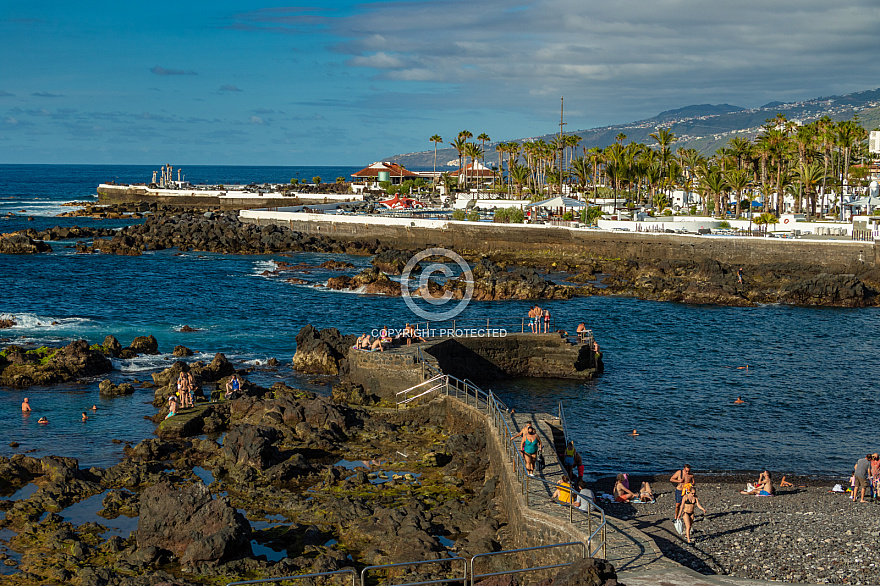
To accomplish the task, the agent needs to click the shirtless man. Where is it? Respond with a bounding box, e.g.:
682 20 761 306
21 398 31 412
670 464 694 519
734 397 745 404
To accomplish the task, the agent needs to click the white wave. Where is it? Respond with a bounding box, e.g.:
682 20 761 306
311 283 370 295
0 313 95 330
250 260 279 277
111 353 176 373
0 200 86 218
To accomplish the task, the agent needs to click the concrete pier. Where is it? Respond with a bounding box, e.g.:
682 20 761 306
347 333 602 398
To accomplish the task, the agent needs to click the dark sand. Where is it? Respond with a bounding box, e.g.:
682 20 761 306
593 474 880 584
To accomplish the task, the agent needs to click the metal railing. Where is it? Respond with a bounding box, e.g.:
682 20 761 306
227 568 357 586
395 371 606 559
360 558 468 586
470 542 585 586
410 317 558 336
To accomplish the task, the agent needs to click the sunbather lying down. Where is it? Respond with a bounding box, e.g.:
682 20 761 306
638 481 655 503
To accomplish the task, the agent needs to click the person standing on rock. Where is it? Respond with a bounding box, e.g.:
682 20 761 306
737 267 744 284
543 307 551 333
670 464 694 519
852 454 872 502
21 397 31 412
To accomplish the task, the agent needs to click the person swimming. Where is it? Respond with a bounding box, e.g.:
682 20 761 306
21 398 31 412
81 412 88 421
734 397 745 404
38 416 48 424
630 429 639 436
90 405 98 411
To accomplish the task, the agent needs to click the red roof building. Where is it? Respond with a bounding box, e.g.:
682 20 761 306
351 161 419 185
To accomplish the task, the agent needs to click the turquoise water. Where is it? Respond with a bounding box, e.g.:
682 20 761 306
1 165 878 476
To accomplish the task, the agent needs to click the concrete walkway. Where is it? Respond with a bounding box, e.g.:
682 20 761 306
501 409 818 586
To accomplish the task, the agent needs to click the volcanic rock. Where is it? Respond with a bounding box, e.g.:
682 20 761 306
292 325 357 375
137 481 252 565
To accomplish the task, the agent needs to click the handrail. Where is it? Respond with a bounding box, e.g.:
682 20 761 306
410 317 558 336
395 367 606 560
395 374 445 398
227 568 357 586
470 542 586 586
400 382 446 405
360 557 468 586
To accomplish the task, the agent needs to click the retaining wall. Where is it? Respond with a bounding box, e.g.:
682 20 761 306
439 397 593 567
239 211 878 268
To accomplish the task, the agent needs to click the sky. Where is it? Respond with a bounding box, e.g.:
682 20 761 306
1 0 879 166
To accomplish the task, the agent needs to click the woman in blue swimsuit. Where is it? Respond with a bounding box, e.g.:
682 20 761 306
519 424 542 476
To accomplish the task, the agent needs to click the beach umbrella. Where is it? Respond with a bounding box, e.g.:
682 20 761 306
526 196 586 209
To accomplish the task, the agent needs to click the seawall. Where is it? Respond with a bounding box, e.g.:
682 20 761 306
347 334 599 398
239 210 878 269
97 185 360 210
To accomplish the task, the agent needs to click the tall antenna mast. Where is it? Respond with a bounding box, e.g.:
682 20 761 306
558 97 566 195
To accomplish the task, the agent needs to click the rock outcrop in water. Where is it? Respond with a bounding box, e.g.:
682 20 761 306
0 232 52 254
0 340 112 388
292 325 357 375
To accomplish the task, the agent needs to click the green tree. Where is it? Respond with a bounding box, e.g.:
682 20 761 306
430 134 443 191
795 162 826 217
313 176 322 185
335 176 345 184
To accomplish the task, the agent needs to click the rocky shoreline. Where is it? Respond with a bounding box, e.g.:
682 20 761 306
4 204 879 307
0 333 520 585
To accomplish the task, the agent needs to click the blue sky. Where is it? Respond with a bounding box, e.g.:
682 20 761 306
1 0 879 166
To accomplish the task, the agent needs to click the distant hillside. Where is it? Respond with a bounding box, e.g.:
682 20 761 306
650 104 745 123
386 87 880 168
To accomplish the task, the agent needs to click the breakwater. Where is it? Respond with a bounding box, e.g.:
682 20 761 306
239 210 878 269
346 334 602 398
97 184 361 211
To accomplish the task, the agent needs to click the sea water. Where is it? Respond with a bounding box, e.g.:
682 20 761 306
0 164 878 477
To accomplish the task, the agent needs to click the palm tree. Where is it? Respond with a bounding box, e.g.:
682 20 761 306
570 157 592 193
587 147 604 202
649 127 677 179
477 133 490 173
458 130 473 192
509 163 530 196
795 162 826 217
724 167 752 223
429 135 442 192
451 136 468 192
465 142 484 195
835 119 868 219
697 164 726 217
815 116 834 215
727 136 752 170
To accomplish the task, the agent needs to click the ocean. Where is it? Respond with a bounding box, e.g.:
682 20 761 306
1 164 877 477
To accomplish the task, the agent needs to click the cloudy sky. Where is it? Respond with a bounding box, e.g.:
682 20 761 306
1 0 878 166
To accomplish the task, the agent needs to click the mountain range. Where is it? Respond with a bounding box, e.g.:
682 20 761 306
385 88 880 168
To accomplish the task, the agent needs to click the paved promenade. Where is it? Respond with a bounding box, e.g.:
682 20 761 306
499 409 816 586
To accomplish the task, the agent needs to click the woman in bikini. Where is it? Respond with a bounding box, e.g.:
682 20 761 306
613 474 636 503
639 482 655 503
676 483 706 544
519 424 542 476
543 307 550 333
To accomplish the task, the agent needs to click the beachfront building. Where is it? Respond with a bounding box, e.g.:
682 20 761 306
350 162 419 194
447 161 497 191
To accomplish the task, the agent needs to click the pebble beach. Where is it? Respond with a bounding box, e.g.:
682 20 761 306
600 475 880 584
